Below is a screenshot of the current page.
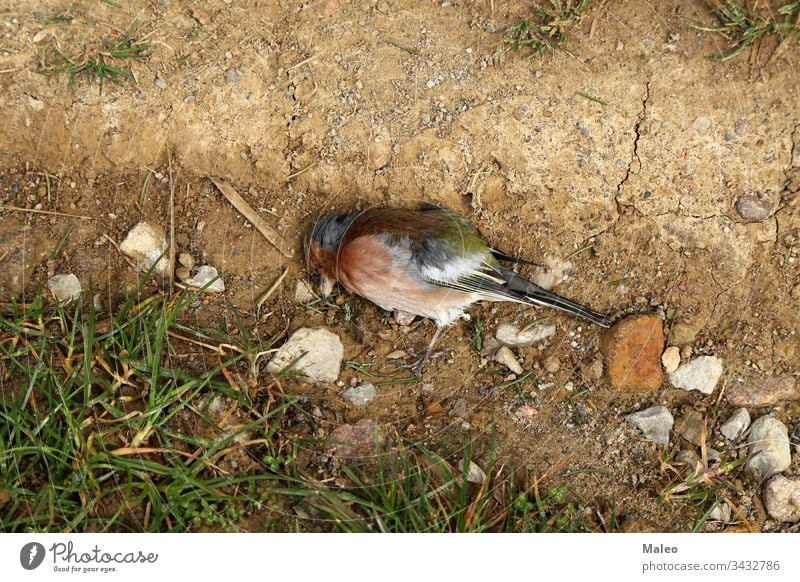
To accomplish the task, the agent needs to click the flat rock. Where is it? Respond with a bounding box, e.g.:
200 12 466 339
626 405 673 447
726 375 798 407
47 273 81 304
267 327 343 383
186 265 225 293
341 382 376 406
119 221 170 277
734 194 771 223
745 416 791 480
600 314 664 391
675 410 705 446
494 345 523 374
328 419 384 459
762 474 800 522
720 408 751 442
668 356 723 394
495 322 556 346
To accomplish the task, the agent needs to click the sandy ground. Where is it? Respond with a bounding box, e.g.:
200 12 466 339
1 0 799 531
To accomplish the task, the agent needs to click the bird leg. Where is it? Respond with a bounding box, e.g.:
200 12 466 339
400 325 453 375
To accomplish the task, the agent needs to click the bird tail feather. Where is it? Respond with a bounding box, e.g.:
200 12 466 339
501 269 611 328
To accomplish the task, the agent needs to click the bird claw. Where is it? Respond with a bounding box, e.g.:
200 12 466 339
397 347 455 375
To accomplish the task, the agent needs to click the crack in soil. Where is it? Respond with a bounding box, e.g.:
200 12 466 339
614 80 651 213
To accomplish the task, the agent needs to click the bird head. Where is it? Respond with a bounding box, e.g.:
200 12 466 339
304 211 358 299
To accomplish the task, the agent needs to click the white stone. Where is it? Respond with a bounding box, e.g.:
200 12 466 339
294 279 316 303
185 265 225 292
267 327 343 383
661 346 680 373
119 222 170 277
47 274 81 304
720 408 750 442
625 405 674 447
341 382 377 406
668 355 724 394
763 474 800 522
494 345 523 374
745 416 791 480
496 322 556 346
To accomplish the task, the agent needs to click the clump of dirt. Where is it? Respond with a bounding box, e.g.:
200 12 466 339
1 0 798 531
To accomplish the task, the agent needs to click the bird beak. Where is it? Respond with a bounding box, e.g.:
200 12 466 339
319 275 335 300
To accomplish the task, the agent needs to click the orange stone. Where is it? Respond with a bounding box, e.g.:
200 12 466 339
600 314 665 391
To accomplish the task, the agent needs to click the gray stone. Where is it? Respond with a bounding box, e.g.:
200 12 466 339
458 459 486 484
496 322 556 346
225 68 241 84
668 356 724 394
735 194 771 223
626 405 674 447
119 222 170 277
47 273 81 304
720 408 751 442
267 327 344 383
186 265 225 292
341 382 376 406
745 416 791 480
763 474 800 522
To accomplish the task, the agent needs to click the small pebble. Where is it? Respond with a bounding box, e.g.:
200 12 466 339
720 408 751 441
495 322 556 346
494 346 523 375
175 266 191 280
341 382 376 407
544 355 560 373
626 405 673 447
185 265 225 292
762 474 800 522
458 459 486 484
47 274 81 304
225 68 241 84
178 252 194 269
669 356 724 394
661 346 680 373
735 194 771 223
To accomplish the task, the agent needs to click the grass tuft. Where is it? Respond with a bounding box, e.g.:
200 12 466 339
687 0 800 61
499 0 589 58
37 21 151 93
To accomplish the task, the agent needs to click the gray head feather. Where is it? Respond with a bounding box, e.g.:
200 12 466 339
307 212 359 253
